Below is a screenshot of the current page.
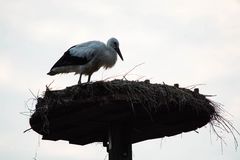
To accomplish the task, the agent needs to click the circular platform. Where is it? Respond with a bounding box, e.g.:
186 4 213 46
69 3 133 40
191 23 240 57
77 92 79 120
30 80 216 145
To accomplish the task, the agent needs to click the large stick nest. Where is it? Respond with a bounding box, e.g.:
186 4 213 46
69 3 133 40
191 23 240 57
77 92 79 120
30 80 238 146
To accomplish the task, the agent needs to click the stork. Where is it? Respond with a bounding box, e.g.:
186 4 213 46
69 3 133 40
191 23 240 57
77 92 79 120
47 37 123 84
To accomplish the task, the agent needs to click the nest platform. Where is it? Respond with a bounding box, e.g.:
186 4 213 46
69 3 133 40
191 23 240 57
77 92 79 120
30 80 219 146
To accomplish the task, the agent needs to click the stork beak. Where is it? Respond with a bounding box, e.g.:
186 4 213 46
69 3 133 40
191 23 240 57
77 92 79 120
115 47 124 61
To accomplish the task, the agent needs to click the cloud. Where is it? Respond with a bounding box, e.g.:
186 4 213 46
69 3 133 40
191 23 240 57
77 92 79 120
1 0 240 160
0 56 13 85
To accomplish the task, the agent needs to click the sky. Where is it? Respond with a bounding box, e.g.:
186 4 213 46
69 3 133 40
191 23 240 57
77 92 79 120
0 0 240 159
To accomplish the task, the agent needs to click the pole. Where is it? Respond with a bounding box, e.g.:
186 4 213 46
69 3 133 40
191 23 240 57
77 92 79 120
107 123 132 160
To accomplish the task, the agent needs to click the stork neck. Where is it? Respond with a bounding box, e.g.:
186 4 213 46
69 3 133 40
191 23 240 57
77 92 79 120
107 41 113 48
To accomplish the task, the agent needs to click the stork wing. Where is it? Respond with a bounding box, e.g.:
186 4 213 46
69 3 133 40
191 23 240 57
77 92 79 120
50 41 105 69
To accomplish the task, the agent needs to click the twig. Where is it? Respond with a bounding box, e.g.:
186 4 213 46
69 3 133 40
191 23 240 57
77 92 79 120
185 84 206 90
20 111 32 117
103 74 126 81
23 128 32 133
122 62 145 80
28 89 38 99
46 80 55 90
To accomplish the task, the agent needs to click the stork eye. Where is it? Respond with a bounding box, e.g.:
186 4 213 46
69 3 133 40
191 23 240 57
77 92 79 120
113 41 117 46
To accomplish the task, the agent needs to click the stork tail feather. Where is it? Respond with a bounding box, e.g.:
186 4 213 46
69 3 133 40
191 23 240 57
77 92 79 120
47 71 57 76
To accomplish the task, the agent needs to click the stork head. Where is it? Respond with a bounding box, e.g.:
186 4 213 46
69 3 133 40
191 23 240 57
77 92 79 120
107 37 124 61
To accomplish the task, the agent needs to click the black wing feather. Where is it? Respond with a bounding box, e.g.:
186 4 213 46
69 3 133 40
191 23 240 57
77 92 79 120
47 47 92 75
51 50 90 68
55 44 94 66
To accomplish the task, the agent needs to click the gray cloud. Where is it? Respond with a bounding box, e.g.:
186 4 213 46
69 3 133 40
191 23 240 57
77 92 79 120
1 0 240 159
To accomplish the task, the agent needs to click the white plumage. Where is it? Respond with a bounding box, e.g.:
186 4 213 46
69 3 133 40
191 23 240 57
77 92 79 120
47 37 123 84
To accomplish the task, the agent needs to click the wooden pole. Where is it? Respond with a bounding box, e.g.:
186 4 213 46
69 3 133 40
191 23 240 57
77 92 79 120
107 123 132 160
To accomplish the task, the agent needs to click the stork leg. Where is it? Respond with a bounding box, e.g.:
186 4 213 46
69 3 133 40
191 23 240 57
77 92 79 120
78 74 82 84
87 74 92 83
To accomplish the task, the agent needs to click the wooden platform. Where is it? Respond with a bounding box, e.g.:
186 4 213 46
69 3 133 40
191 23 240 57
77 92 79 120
30 80 216 146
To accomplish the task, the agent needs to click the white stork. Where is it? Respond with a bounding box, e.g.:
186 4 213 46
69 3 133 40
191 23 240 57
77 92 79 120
47 37 124 84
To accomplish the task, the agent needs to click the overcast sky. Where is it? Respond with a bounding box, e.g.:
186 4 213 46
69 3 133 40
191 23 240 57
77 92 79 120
0 0 240 160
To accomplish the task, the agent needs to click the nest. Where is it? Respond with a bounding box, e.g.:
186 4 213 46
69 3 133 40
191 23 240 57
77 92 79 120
29 80 239 146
